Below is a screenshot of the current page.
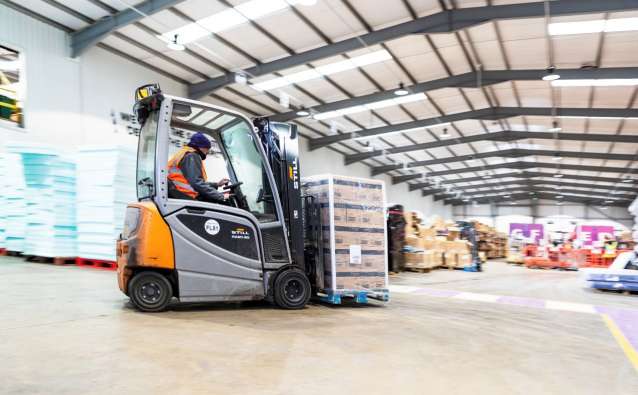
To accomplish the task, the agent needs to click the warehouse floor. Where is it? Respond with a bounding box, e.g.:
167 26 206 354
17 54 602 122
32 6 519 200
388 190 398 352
1 256 636 395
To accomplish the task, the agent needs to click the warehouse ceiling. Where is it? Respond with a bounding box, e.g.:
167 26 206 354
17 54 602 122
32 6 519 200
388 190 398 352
4 0 638 208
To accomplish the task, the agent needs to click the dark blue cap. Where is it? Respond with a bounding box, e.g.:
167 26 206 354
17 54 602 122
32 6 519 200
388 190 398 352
188 132 212 149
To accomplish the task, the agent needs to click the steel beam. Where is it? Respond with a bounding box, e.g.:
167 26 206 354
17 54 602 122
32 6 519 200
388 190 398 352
393 162 634 185
310 107 638 151
70 0 187 57
445 192 631 206
372 149 636 175
415 172 631 192
272 67 638 122
422 179 637 195
188 0 638 98
434 186 634 201
347 131 638 164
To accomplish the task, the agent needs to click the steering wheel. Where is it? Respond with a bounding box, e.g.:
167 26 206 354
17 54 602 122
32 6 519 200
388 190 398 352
223 181 243 191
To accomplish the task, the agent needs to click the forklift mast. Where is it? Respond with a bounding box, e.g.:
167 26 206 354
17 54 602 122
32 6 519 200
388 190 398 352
253 118 306 272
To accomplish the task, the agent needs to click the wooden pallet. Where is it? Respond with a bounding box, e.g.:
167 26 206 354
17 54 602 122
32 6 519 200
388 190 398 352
25 255 76 265
404 266 432 273
76 257 117 270
0 249 22 257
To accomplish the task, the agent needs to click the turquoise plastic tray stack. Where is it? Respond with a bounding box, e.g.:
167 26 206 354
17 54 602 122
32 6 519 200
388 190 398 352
76 146 136 261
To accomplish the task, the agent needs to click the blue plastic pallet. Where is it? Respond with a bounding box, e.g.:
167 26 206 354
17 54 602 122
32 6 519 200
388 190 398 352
589 281 638 292
586 273 638 283
317 289 390 305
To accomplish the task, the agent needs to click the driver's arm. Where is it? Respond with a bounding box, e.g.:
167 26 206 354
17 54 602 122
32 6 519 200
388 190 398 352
180 154 225 202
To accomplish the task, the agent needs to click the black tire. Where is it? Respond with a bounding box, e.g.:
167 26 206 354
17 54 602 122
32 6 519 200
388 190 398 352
273 268 311 310
128 271 173 312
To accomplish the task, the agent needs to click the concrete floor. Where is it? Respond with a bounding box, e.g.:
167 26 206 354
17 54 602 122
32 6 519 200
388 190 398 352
1 256 636 395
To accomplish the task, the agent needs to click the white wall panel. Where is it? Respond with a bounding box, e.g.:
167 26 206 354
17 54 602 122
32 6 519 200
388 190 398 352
0 4 186 150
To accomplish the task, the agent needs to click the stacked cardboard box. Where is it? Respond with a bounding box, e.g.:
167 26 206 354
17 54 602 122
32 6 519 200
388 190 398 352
403 215 475 270
402 215 444 270
476 222 508 259
302 175 388 294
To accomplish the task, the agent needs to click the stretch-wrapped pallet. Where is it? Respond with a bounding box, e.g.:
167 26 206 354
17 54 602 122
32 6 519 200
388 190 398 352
302 175 388 295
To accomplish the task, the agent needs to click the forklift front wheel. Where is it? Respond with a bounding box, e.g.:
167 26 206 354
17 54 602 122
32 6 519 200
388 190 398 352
273 268 311 310
129 271 173 312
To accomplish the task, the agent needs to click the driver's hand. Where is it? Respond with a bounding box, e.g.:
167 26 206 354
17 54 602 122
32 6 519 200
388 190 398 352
223 192 231 200
218 178 230 187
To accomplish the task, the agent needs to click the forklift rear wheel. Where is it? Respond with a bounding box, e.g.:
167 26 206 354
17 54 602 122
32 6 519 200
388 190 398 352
129 271 173 312
273 268 311 309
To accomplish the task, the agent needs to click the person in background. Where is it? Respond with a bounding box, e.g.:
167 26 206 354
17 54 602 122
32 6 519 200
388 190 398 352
167 132 230 203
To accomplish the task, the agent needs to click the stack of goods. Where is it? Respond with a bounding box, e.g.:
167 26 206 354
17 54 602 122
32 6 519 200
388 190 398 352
507 234 525 264
386 204 406 273
442 239 473 269
7 144 77 257
402 214 441 270
1 152 27 253
302 175 388 299
76 146 136 261
476 222 507 259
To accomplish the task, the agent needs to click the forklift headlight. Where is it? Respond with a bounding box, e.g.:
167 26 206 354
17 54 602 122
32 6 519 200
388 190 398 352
122 207 141 239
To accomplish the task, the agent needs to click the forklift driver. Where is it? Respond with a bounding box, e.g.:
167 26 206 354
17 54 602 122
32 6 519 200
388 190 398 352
167 132 230 203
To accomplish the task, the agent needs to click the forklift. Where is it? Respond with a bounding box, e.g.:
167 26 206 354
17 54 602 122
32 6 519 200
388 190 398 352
116 84 324 312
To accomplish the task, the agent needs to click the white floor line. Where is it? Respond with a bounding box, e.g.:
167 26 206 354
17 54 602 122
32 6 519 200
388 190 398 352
544 300 597 314
453 292 501 303
388 285 421 293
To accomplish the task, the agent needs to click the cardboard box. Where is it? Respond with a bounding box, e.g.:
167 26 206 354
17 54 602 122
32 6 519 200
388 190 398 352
303 175 388 292
404 251 441 269
405 235 424 249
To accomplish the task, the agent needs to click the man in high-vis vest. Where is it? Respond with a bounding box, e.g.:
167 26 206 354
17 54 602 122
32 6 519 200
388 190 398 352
167 132 229 203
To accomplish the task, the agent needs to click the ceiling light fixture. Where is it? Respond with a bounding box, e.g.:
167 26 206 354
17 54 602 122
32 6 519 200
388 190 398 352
621 178 634 183
314 92 427 120
552 153 562 161
548 120 561 132
440 128 450 139
167 34 185 51
394 82 409 96
548 17 638 36
542 66 560 81
296 108 310 117
159 0 317 46
600 205 609 210
554 173 563 178
252 49 392 91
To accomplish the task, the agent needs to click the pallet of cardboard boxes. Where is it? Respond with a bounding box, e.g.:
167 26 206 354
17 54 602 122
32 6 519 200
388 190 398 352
302 175 389 303
402 215 473 271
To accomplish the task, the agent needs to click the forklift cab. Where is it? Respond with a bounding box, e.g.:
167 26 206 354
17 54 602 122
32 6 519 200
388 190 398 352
117 84 312 312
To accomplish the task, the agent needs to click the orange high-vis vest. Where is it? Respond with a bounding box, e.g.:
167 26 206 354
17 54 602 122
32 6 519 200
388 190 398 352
167 146 208 199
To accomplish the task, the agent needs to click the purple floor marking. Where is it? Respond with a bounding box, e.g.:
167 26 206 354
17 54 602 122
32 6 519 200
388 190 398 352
496 295 546 309
596 306 638 350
